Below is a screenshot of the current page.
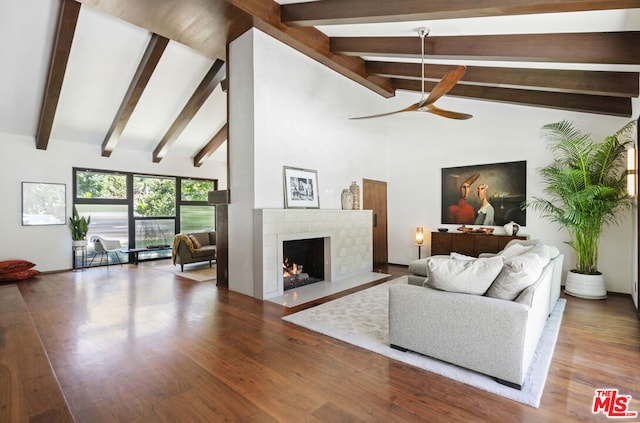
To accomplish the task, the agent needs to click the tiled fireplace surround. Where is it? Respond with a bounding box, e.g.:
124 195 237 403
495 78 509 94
254 209 373 300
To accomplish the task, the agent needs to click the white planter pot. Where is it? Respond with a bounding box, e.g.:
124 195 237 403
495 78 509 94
564 270 607 299
72 240 88 248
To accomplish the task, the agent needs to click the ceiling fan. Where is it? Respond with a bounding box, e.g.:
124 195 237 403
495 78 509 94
351 28 472 121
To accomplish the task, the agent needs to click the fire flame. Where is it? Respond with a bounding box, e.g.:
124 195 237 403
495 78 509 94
283 258 302 277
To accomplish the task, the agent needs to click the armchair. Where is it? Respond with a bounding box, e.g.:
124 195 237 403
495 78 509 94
89 235 123 267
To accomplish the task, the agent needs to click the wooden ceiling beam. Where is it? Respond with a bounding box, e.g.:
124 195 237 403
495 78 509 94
222 0 395 98
36 0 81 150
76 0 251 60
194 123 228 167
332 32 640 64
282 0 640 26
366 62 640 97
152 59 226 163
102 34 169 157
393 79 633 117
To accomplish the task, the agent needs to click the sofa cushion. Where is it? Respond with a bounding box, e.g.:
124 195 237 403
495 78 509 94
189 232 210 247
408 274 428 286
191 245 216 259
539 244 560 259
408 258 430 276
450 252 475 260
409 255 449 277
498 239 561 260
188 234 202 249
486 244 551 301
499 242 534 258
426 256 504 295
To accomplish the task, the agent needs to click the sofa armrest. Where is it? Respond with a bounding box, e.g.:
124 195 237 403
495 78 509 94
177 240 194 259
549 254 563 312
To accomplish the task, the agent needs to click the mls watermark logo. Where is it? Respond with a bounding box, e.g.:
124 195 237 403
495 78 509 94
592 389 638 418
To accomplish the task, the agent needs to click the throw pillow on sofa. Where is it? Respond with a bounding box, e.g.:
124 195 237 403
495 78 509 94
450 252 475 260
498 242 535 258
486 244 551 301
426 256 504 295
188 234 202 249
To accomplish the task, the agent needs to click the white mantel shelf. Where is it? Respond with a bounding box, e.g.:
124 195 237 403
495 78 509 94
254 209 373 300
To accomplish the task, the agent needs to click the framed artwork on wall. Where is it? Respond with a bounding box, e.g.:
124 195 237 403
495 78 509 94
283 166 319 209
21 182 66 226
441 161 527 226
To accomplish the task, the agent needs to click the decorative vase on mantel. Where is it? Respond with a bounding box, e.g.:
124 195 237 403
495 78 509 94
341 189 353 210
350 181 360 210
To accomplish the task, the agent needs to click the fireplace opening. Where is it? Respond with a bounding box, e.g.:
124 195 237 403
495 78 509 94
282 237 325 290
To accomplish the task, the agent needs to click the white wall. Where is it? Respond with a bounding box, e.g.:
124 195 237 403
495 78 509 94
228 28 638 296
228 29 257 296
385 91 637 294
251 32 390 209
228 29 389 296
0 132 227 272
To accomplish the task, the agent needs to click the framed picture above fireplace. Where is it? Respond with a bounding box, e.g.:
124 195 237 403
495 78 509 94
283 166 319 209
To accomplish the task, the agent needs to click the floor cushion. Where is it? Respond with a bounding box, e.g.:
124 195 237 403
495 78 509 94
0 269 40 282
0 260 35 274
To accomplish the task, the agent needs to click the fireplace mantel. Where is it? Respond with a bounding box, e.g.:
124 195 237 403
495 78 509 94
254 209 373 299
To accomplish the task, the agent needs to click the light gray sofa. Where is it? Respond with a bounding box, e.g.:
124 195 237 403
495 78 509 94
389 240 563 388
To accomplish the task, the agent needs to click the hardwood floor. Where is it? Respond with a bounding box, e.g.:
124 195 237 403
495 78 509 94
1 261 639 422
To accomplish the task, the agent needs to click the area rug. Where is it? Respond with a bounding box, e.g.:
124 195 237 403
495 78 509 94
282 276 566 408
155 263 216 282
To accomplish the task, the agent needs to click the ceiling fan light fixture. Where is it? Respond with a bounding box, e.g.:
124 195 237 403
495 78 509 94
417 27 430 104
417 27 430 39
349 27 472 120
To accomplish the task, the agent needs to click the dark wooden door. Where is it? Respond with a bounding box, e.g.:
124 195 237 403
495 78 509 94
215 204 228 288
362 179 388 269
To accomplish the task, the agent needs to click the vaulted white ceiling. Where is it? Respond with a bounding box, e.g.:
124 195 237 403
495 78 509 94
1 0 227 165
1 1 638 166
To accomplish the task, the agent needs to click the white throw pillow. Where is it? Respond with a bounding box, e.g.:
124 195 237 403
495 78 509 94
486 244 551 300
450 252 475 260
427 256 504 295
540 244 560 259
499 242 535 258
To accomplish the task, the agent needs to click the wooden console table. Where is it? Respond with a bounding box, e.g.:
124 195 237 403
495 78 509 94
431 231 528 257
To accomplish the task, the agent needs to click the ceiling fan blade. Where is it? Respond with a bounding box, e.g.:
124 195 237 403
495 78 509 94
421 66 467 107
350 103 419 120
426 104 473 120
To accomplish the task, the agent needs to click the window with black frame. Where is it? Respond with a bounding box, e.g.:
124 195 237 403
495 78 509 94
74 170 129 265
134 175 176 256
180 179 216 233
73 168 216 266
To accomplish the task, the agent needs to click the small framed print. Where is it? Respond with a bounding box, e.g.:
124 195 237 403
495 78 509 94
283 166 319 209
22 182 66 226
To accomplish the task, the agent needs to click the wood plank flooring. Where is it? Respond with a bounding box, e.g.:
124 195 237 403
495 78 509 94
1 261 639 422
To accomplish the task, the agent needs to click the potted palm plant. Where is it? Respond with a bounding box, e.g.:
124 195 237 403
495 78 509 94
69 206 91 247
526 120 636 299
